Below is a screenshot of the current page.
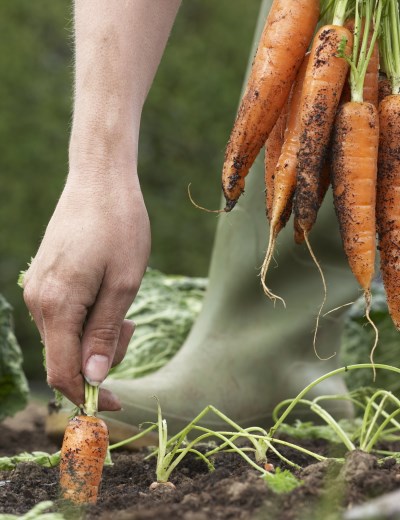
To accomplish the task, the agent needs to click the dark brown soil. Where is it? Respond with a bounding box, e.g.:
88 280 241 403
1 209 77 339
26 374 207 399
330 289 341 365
1 412 400 520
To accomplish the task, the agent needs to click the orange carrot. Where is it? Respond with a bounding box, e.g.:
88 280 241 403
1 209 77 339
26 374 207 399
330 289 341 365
261 54 310 302
377 95 400 328
331 101 378 294
60 414 109 504
264 100 290 229
222 0 319 211
376 0 400 328
294 24 353 238
342 18 380 107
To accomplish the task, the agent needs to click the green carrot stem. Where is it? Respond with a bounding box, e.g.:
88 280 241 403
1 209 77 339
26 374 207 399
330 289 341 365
385 0 400 93
365 407 400 452
333 0 350 25
84 381 99 416
350 0 384 102
108 424 157 451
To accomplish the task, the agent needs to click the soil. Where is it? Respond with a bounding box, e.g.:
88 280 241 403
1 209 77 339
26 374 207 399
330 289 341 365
1 405 400 520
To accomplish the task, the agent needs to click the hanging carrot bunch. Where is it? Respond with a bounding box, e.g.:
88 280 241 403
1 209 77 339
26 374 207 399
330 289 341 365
212 0 400 353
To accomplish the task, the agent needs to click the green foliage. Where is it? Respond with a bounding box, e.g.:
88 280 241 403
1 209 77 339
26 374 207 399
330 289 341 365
0 451 60 471
339 281 400 399
0 294 29 420
263 468 303 494
0 501 65 520
278 419 362 444
109 268 206 379
0 0 260 377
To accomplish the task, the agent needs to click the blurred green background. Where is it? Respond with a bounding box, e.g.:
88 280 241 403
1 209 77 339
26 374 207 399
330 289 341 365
0 1 260 379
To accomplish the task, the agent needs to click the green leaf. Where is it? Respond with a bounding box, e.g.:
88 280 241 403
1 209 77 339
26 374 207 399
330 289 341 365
0 294 29 421
0 451 60 470
263 467 303 494
108 268 207 379
0 501 66 520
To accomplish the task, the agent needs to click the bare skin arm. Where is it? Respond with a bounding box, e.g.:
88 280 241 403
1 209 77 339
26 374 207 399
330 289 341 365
23 0 181 411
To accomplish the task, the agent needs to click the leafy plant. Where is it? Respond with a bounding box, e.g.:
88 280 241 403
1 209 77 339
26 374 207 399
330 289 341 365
0 293 29 421
271 364 400 457
0 451 60 471
0 501 65 520
263 468 303 494
108 269 206 379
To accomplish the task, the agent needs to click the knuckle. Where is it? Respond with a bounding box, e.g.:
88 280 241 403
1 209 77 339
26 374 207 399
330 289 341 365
23 284 36 310
46 372 68 394
39 283 66 317
113 274 141 299
90 325 120 346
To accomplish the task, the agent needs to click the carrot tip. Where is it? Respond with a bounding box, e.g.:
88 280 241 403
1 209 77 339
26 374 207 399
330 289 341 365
260 227 286 307
224 199 237 212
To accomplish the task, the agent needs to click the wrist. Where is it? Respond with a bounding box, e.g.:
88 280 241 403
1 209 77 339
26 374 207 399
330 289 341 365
68 122 139 176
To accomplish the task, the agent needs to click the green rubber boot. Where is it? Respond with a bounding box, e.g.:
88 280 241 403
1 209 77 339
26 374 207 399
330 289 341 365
101 0 359 438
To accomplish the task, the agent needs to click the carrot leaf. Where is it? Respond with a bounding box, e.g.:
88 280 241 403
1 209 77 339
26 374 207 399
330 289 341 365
381 0 400 93
348 0 386 102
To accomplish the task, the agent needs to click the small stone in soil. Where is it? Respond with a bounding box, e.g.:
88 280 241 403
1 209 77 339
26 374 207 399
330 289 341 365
149 481 177 492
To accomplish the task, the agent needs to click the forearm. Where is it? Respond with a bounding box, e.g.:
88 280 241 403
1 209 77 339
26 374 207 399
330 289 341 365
70 0 181 174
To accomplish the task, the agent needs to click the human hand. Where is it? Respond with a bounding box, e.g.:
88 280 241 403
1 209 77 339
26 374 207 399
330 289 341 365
23 172 151 411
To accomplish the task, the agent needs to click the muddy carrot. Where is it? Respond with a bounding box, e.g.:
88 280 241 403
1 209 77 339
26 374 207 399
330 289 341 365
294 6 353 239
331 0 385 372
59 384 109 504
222 0 320 211
260 54 310 303
264 100 290 228
376 0 400 329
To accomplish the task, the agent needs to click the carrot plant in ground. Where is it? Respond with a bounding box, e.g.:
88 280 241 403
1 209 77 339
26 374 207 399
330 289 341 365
58 382 109 505
270 364 400 459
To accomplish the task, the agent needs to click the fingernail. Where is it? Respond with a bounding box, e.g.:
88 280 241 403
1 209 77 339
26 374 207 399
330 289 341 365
85 355 109 385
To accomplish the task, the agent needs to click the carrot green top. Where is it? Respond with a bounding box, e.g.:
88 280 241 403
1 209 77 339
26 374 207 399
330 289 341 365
337 0 386 102
381 0 400 94
321 0 353 25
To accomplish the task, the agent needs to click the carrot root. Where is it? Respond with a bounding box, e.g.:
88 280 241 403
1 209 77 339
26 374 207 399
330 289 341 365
303 231 336 361
60 415 109 504
260 226 286 307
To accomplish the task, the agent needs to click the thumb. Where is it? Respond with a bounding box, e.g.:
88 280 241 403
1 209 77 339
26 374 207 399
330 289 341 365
81 286 134 385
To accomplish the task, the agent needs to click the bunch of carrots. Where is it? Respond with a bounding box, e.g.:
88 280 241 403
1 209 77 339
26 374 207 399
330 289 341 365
221 0 400 333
